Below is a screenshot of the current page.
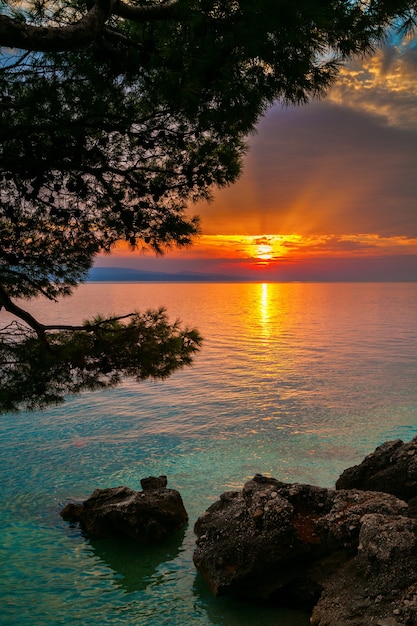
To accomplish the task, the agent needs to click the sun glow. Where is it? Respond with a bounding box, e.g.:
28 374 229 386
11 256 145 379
256 244 274 260
107 233 417 276
237 234 303 262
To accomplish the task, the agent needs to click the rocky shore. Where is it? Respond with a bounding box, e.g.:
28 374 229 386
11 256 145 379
61 437 417 625
61 475 188 542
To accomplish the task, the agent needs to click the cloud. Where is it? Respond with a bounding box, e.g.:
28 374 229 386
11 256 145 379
328 37 417 128
96 34 417 281
195 37 417 239
108 233 417 265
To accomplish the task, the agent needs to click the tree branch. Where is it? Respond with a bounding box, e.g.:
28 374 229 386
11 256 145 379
0 0 112 52
112 0 180 23
0 282 137 336
0 0 180 52
0 275 54 304
0 282 48 341
44 313 137 331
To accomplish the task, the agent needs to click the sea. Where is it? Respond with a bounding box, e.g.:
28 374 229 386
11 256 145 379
1 281 417 626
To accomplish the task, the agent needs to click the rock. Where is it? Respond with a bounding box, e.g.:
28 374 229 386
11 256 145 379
140 475 167 491
61 478 188 542
336 437 417 504
193 474 408 602
311 513 417 625
194 437 417 624
356 514 417 594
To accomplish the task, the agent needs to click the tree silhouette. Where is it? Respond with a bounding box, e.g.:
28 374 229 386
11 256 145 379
0 305 201 413
1 0 415 411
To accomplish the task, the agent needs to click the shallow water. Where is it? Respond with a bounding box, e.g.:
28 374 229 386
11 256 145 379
1 282 416 625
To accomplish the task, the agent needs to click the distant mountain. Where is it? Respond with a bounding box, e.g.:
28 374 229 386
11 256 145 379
88 266 246 282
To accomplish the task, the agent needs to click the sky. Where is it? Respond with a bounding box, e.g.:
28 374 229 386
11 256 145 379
95 32 417 281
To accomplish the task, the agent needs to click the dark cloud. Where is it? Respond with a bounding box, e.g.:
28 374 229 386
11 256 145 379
197 99 417 237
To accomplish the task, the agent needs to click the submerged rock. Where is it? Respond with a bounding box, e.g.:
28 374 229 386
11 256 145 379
61 476 188 542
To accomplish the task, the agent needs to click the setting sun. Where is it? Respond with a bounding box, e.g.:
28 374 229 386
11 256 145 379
103 230 417 282
255 244 274 260
243 234 305 262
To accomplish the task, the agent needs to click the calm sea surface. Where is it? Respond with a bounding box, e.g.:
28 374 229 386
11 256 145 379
1 282 417 625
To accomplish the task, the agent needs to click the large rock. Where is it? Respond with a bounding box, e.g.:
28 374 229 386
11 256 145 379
193 474 408 602
61 476 188 542
311 513 417 625
336 437 417 505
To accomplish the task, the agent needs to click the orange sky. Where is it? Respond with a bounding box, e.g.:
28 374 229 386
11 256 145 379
96 35 417 281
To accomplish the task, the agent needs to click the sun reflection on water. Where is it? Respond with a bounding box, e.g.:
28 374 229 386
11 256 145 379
259 282 272 337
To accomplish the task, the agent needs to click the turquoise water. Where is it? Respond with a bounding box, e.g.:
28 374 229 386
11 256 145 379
1 282 417 625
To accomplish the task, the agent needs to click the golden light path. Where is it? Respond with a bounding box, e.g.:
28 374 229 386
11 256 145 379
260 282 270 328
